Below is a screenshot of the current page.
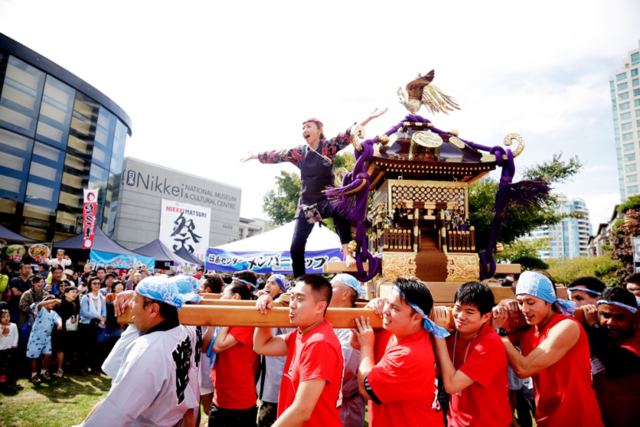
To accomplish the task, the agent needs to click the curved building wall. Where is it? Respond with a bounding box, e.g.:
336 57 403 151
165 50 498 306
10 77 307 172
0 33 132 242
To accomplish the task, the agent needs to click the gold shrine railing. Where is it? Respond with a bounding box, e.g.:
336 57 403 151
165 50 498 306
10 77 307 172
380 227 413 252
443 227 476 252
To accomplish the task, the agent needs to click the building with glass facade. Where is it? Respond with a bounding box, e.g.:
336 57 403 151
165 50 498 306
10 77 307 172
0 33 132 242
530 197 592 260
611 40 640 202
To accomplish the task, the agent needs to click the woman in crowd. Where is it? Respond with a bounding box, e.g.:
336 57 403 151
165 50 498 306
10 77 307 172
79 277 106 376
202 281 259 426
53 284 80 378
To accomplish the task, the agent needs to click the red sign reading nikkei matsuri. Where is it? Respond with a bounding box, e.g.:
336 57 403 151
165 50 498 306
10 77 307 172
82 189 99 249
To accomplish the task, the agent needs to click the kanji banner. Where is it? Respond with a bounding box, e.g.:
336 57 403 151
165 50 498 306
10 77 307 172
82 189 99 249
159 199 211 261
205 248 342 274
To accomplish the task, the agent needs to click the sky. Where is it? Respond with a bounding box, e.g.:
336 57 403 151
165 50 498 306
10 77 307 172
1 0 639 232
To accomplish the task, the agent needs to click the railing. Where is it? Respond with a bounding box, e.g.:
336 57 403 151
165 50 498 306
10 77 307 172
381 227 413 251
445 227 476 252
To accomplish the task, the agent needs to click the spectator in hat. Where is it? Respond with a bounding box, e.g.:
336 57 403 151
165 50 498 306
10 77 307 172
18 275 49 332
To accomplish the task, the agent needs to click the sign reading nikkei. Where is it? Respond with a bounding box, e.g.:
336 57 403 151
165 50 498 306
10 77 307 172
82 189 99 249
159 199 211 261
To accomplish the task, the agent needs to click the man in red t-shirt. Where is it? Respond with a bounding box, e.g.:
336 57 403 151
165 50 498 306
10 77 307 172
350 277 445 427
583 286 640 426
254 274 343 427
493 271 604 427
432 282 511 426
203 281 259 426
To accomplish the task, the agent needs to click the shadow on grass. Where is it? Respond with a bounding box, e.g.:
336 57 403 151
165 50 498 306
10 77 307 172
0 373 110 402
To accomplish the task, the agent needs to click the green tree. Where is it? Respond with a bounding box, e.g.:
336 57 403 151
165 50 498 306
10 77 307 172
469 153 583 253
547 255 623 286
262 171 300 226
495 237 551 262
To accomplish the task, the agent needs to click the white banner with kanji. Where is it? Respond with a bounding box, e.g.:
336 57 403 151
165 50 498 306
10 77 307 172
159 199 211 261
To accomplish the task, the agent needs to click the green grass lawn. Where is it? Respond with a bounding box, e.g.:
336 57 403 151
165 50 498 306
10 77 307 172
0 373 110 427
0 373 212 427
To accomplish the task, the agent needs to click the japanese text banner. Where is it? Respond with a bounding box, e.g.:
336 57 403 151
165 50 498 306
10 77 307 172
89 250 155 270
205 248 342 274
82 189 99 249
159 199 211 261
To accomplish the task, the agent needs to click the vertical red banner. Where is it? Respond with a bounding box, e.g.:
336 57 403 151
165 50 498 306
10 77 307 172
83 189 99 249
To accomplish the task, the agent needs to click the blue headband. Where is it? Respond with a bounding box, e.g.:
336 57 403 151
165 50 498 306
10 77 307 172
269 274 290 293
516 272 576 315
136 276 200 311
170 276 203 304
333 274 366 298
567 287 601 296
597 300 638 314
233 278 257 291
392 286 450 339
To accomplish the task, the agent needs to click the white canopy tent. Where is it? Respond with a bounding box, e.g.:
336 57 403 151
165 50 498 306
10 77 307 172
215 221 341 251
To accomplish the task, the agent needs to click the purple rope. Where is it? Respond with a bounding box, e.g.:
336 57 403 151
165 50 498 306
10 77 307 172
326 114 542 281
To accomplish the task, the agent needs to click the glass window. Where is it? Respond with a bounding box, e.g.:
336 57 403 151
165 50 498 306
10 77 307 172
67 92 98 155
633 68 639 77
625 153 636 162
618 82 629 91
0 55 46 137
633 52 640 65
628 185 639 194
92 107 116 170
35 75 75 149
0 127 34 200
626 164 637 173
23 142 64 220
622 122 633 131
617 72 628 81
620 92 629 100
634 79 639 87
637 110 640 117
635 89 640 97
110 120 127 174
636 99 640 107
627 175 638 183
622 112 632 120
621 102 631 110
624 143 634 151
623 133 634 141
88 164 113 230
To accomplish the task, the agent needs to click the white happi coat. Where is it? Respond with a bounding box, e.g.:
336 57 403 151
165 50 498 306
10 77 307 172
86 324 197 427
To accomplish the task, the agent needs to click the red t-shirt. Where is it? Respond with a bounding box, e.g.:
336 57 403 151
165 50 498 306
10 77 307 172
445 324 511 427
594 326 640 426
520 313 603 427
277 320 344 427
211 326 259 409
366 329 444 427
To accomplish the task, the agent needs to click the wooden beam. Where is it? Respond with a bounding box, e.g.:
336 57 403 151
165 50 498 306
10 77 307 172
196 299 368 308
118 305 384 329
494 264 522 275
323 262 370 274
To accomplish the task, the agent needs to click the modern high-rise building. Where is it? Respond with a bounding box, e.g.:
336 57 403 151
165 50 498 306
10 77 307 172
531 197 591 260
0 33 132 242
611 40 640 202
